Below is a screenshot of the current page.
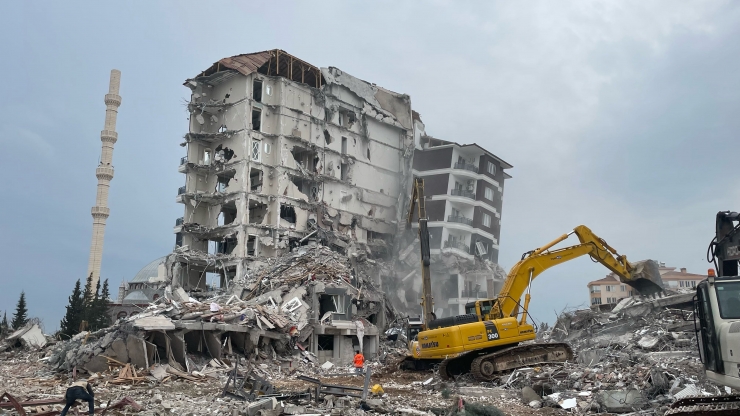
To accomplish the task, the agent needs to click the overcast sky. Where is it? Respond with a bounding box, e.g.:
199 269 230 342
2 1 739 331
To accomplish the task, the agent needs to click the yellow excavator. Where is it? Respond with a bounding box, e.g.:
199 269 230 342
401 178 665 380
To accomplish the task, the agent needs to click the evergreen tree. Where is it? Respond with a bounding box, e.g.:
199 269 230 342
81 273 94 331
59 279 84 338
96 279 112 329
0 312 8 337
11 291 28 330
88 280 101 330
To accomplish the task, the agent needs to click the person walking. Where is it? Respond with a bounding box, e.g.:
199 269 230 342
353 350 365 375
60 380 95 416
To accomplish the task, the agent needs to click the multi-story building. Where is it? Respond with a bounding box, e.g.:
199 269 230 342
173 49 414 289
588 264 707 310
168 49 415 364
408 117 512 316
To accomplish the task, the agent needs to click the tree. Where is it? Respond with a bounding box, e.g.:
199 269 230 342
81 273 95 331
95 279 112 329
11 291 28 330
59 279 84 338
0 311 8 337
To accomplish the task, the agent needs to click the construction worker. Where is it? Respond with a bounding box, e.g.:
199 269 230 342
60 380 95 416
353 350 365 374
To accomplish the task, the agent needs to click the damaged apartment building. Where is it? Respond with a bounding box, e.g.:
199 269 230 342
167 50 414 363
381 115 513 318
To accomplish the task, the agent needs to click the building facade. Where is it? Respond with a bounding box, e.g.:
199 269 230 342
173 50 414 290
403 117 512 316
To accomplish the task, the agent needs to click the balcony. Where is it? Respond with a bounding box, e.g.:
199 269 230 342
453 162 479 173
175 217 184 226
450 189 475 199
444 240 470 253
178 186 187 195
180 156 188 165
447 215 473 226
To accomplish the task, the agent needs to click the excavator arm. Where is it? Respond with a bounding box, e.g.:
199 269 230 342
408 178 434 329
492 225 664 320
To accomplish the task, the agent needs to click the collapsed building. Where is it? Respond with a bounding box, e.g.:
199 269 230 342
95 50 513 370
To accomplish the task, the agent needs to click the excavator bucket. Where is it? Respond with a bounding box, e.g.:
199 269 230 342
623 259 664 296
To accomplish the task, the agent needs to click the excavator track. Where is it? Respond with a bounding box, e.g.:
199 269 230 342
438 343 573 381
665 395 740 416
470 343 573 381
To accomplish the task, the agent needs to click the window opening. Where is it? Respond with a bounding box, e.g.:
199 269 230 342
340 163 348 180
248 200 268 224
264 143 271 154
280 205 297 224
247 235 256 256
317 335 334 350
250 168 263 192
253 79 263 103
341 137 347 154
483 213 491 227
487 161 496 175
251 108 262 131
319 294 345 316
265 85 272 96
203 148 212 165
484 188 493 201
323 130 332 144
251 140 261 162
175 232 183 247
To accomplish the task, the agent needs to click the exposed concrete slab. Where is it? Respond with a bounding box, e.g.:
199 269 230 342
84 355 109 373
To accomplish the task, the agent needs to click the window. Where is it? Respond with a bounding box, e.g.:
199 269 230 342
629 290 633 296
606 285 613 292
341 137 347 154
203 148 211 165
264 143 271 154
484 188 493 201
251 140 261 162
691 280 697 288
265 85 272 96
591 297 602 305
253 79 263 103
487 161 496 175
590 285 601 293
620 285 626 292
680 281 685 287
607 297 617 304
251 108 262 131
340 163 348 180
483 213 491 227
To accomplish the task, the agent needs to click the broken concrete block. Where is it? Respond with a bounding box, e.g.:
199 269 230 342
246 397 277 416
7 324 47 349
597 389 647 413
321 361 334 370
83 355 109 373
637 335 660 350
521 386 542 404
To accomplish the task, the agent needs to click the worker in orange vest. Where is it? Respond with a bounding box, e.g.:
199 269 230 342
353 350 365 374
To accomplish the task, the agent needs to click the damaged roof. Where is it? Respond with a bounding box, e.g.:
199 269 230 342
419 135 514 171
191 49 325 88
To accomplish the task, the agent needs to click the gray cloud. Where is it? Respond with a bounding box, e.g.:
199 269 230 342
1 0 738 329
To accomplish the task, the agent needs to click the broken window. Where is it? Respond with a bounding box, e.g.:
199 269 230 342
216 170 235 193
219 204 237 226
248 200 268 224
317 335 334 351
251 108 262 131
291 147 319 173
280 205 297 224
216 237 237 255
203 148 211 165
319 294 345 317
323 130 332 144
340 163 348 181
341 137 347 154
247 235 256 256
338 108 356 127
251 140 261 162
253 79 263 103
250 168 263 192
215 144 236 163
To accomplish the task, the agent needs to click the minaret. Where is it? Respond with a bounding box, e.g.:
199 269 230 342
86 69 121 289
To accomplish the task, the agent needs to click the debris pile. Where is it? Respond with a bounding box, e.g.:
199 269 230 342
497 292 717 414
